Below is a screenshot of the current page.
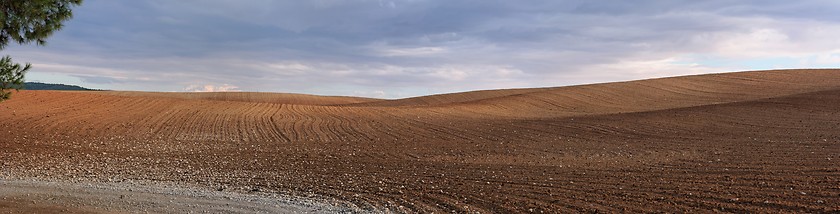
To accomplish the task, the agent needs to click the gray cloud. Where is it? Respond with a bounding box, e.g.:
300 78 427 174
5 0 840 98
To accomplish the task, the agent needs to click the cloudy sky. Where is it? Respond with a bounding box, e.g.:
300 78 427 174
5 0 840 98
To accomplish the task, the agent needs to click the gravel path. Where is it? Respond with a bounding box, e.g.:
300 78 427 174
0 177 360 213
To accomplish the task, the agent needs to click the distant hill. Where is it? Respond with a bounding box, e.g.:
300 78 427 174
23 82 98 91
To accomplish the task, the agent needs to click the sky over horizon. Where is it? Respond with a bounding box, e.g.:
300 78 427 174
4 0 840 98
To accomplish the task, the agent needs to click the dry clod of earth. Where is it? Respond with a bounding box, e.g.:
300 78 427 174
1 69 840 213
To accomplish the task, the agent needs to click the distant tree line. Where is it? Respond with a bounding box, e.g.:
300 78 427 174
23 82 96 91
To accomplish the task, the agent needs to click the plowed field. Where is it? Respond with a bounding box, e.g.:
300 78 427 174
1 69 839 213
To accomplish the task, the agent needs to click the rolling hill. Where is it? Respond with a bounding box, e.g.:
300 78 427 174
1 69 839 213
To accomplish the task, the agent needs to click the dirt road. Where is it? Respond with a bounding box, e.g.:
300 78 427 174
0 178 358 213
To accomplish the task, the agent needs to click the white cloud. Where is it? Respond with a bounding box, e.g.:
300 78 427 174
376 46 448 57
686 17 840 59
185 84 241 92
812 50 840 65
598 57 725 80
353 90 387 98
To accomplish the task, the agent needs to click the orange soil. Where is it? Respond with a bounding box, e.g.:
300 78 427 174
1 69 839 212
97 91 381 105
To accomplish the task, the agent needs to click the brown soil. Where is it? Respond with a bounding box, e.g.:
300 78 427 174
96 91 382 105
1 69 839 213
